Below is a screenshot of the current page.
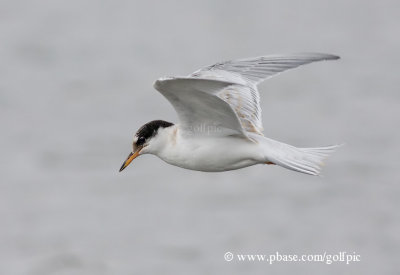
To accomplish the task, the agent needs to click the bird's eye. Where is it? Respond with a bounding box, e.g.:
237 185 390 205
137 136 146 145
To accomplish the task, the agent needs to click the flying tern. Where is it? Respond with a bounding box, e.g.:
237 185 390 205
119 53 340 175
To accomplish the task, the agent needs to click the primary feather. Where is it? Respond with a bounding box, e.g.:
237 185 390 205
191 52 339 84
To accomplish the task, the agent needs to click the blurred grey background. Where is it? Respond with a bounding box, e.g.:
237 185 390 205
1 0 399 274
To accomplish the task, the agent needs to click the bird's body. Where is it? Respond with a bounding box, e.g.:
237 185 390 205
120 53 341 175
150 125 261 171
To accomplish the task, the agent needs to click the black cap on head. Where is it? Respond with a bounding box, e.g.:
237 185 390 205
135 120 174 146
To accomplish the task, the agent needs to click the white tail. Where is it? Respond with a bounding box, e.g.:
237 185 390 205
261 138 342 175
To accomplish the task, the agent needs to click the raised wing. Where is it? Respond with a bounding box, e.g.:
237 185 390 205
190 53 339 135
191 53 339 85
153 77 248 138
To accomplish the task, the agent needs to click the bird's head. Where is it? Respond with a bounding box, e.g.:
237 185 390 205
119 120 174 172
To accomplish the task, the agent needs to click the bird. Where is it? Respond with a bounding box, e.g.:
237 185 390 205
119 53 341 175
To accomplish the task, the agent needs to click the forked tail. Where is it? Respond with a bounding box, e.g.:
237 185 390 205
261 138 342 175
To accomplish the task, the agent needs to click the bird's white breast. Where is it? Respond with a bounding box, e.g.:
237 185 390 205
156 129 263 172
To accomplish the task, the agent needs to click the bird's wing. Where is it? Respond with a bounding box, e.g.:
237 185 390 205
190 53 339 135
153 77 249 138
214 84 263 135
191 53 339 85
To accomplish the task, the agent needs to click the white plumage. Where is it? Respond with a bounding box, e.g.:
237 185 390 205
120 53 341 175
156 53 339 137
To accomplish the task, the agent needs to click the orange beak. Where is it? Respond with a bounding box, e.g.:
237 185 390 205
119 148 142 172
